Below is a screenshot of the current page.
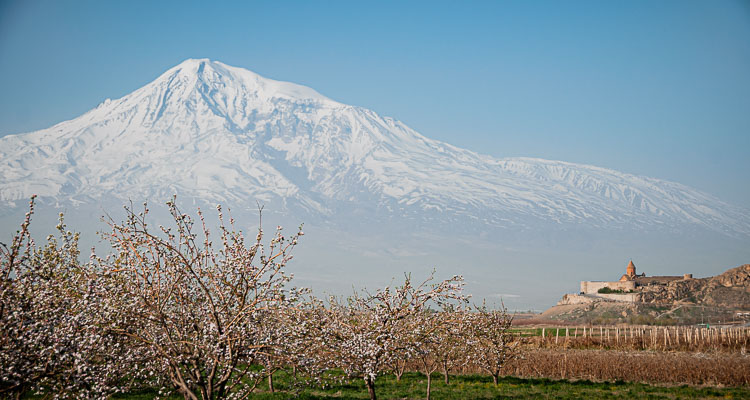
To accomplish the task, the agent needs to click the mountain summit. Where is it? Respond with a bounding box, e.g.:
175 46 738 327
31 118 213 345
1 59 748 236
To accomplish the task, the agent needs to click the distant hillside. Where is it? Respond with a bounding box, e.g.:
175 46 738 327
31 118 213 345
639 264 750 308
542 264 750 325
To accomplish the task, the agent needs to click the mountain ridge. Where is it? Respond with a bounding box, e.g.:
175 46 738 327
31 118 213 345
1 59 748 236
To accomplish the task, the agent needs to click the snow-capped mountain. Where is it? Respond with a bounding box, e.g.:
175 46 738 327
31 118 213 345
1 59 748 236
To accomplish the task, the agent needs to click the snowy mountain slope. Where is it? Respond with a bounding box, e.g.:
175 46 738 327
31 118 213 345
1 58 748 235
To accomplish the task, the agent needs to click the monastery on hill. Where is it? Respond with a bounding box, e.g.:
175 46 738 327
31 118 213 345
559 260 693 305
620 260 642 281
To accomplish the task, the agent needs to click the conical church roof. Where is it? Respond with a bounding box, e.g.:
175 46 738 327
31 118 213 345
626 260 636 277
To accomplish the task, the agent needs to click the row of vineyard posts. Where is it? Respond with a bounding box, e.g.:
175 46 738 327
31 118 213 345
531 325 750 351
0 197 518 400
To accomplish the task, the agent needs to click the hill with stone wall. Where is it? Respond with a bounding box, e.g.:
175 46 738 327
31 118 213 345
541 264 750 324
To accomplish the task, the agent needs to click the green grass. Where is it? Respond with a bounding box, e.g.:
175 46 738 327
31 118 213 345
112 370 750 399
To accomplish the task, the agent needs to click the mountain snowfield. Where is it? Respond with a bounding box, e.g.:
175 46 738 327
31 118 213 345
1 58 749 237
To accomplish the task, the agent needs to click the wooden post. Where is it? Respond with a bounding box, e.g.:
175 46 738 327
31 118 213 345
626 326 629 343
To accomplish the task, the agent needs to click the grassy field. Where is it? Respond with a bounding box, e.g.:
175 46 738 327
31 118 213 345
114 371 750 399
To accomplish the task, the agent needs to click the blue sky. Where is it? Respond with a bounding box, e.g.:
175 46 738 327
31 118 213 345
1 0 749 208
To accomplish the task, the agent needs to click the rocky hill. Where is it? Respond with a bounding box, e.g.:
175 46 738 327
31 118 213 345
542 264 750 324
639 264 750 308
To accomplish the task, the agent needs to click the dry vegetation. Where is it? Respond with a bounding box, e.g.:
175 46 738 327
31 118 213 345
389 325 750 388
505 349 750 387
493 325 750 386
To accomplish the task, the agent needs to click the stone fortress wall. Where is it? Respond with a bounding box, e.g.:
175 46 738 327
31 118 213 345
595 292 640 302
559 292 641 305
580 280 636 294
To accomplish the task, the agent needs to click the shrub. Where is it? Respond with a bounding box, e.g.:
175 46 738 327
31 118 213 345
597 287 634 294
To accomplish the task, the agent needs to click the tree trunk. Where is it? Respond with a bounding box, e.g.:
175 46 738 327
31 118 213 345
442 362 450 385
268 371 274 393
178 384 200 400
492 373 499 386
181 390 199 400
366 375 377 400
426 372 432 400
394 360 406 382
170 368 199 400
199 386 209 400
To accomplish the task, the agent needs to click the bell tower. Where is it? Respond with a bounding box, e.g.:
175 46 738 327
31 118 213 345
626 260 636 278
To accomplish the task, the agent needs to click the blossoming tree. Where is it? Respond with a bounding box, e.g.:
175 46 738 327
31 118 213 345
466 304 518 385
321 273 466 400
96 199 304 399
0 197 125 399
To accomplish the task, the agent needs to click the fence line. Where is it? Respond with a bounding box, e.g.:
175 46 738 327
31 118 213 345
529 325 750 351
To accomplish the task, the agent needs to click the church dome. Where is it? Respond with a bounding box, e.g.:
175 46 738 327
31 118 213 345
626 260 636 277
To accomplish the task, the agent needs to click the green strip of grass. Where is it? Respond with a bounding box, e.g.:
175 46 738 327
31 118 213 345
112 370 750 399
